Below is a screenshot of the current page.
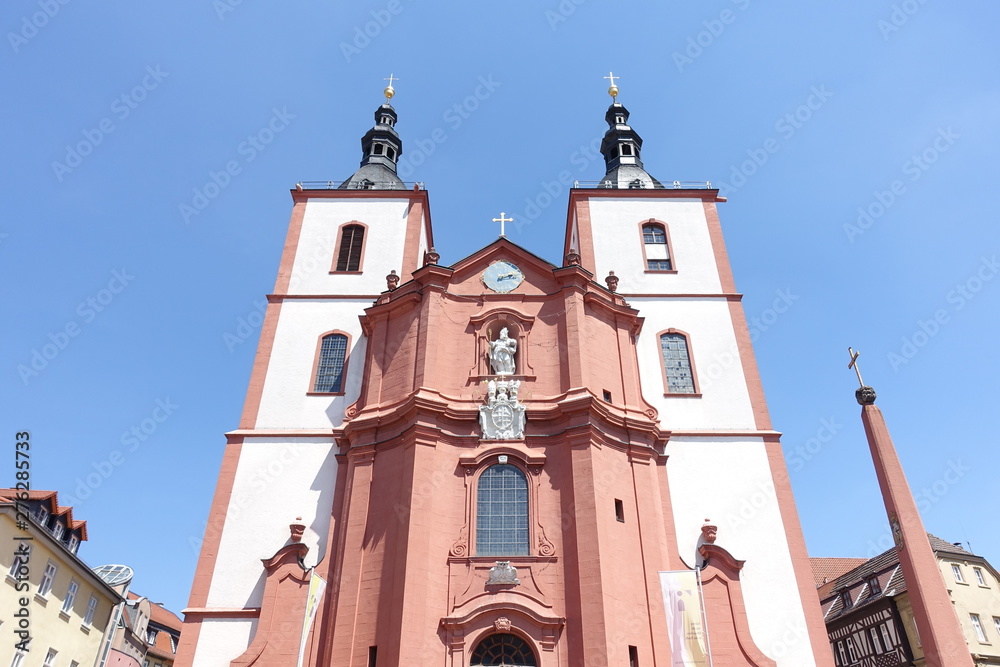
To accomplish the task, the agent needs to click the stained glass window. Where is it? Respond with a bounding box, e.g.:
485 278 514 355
660 333 695 394
314 334 348 393
476 465 529 557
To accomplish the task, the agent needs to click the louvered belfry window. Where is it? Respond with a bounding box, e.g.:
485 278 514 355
335 224 365 272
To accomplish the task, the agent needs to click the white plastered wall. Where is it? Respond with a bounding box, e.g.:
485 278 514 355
292 198 412 295
191 618 258 667
206 438 337 608
254 299 367 430
632 297 755 431
587 198 721 295
668 437 816 666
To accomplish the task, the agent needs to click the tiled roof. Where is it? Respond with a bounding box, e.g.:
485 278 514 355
811 557 867 587
815 533 972 622
0 488 88 541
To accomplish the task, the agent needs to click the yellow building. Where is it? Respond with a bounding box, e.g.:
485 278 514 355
0 490 119 667
814 535 1000 667
895 540 1000 667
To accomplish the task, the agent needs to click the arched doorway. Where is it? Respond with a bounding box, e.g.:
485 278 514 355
470 633 538 666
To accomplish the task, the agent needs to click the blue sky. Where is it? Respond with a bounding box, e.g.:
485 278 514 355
3 1 998 615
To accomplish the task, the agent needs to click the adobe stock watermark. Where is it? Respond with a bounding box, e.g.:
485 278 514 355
544 0 588 30
843 127 958 243
672 0 752 72
512 135 603 234
17 269 135 385
748 288 799 342
189 443 307 554
178 107 295 223
877 0 929 40
63 398 180 507
716 85 833 197
51 66 170 182
223 298 267 352
339 0 405 63
213 0 249 20
887 255 997 371
786 416 844 472
7 0 72 54
395 75 502 179
863 458 970 557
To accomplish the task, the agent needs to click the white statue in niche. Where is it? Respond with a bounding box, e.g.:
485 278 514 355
488 327 517 376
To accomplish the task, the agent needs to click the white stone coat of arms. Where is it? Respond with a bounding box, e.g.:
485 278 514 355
479 379 525 440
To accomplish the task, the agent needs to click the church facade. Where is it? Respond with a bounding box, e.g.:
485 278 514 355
175 87 835 667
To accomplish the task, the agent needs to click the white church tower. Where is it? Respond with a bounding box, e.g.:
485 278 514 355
565 83 832 664
179 82 432 662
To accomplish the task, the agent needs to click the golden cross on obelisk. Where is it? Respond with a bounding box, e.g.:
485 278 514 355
492 212 513 238
604 71 620 100
847 347 866 388
383 73 398 100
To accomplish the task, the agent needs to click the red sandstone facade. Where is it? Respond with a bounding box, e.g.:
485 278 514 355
176 96 835 667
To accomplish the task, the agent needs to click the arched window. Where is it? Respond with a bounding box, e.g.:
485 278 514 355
659 332 696 394
476 464 529 557
470 633 537 666
334 224 365 272
312 333 348 393
642 222 673 271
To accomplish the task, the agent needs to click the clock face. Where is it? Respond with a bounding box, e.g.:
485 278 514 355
482 261 524 293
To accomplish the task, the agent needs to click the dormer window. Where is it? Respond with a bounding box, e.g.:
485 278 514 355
68 535 79 553
52 522 64 540
868 576 881 595
36 506 48 526
840 590 852 609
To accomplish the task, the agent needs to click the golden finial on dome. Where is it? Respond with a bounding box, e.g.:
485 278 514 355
604 71 619 100
383 73 398 101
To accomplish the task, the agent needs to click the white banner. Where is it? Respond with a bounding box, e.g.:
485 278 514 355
297 570 327 667
660 570 711 666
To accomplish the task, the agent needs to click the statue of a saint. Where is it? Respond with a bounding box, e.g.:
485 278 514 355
488 327 517 375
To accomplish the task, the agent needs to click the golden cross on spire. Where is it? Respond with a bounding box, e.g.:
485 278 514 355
847 347 866 388
383 73 398 100
492 212 513 238
604 72 620 100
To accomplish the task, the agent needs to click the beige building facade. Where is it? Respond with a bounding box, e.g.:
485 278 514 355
0 490 118 667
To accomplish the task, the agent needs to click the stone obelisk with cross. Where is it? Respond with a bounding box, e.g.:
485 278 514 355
848 348 973 667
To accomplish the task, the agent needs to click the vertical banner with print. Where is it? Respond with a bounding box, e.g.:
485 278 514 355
297 570 328 667
659 570 712 666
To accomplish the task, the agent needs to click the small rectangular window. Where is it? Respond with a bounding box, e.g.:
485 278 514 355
39 561 58 596
52 522 64 540
971 613 987 642
602 390 612 402
615 499 625 523
372 143 384 155
974 567 987 586
84 595 98 626
867 576 881 595
953 564 965 583
628 645 638 667
840 590 852 609
62 579 79 613
368 646 377 667
42 649 57 667
993 617 1000 640
869 627 882 654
